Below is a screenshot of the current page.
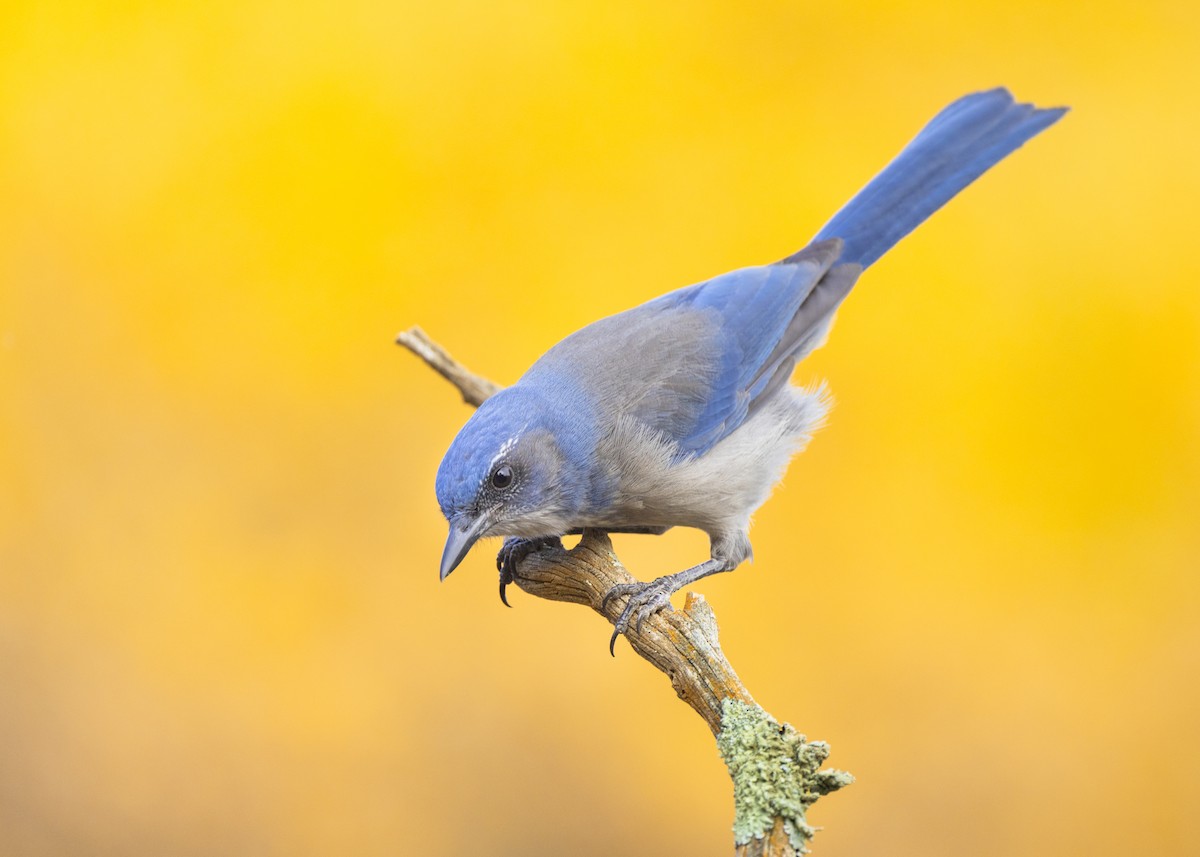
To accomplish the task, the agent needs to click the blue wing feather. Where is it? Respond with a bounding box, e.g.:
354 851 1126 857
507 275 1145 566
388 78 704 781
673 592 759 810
668 258 832 455
525 89 1065 462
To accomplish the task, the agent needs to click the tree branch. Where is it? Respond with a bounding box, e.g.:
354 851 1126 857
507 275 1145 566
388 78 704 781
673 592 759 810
398 325 852 855
396 326 501 407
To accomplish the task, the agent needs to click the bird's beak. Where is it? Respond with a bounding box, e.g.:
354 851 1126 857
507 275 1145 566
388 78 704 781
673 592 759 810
440 514 490 581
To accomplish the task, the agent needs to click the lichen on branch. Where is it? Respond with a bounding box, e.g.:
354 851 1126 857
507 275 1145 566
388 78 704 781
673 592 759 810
718 699 853 853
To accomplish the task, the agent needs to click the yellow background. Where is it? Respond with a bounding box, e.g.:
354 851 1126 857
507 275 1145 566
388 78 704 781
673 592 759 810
2 2 1197 855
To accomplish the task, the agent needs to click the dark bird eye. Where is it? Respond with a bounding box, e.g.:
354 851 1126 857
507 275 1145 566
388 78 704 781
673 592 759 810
491 464 514 490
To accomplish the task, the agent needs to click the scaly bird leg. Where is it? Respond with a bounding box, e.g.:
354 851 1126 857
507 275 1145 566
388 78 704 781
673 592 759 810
602 557 734 656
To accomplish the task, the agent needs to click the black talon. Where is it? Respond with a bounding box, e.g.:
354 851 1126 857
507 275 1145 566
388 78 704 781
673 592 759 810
497 543 516 607
495 536 564 608
603 577 685 653
603 585 633 656
604 583 648 656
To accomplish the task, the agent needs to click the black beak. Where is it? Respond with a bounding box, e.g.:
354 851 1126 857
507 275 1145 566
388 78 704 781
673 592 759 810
440 515 490 581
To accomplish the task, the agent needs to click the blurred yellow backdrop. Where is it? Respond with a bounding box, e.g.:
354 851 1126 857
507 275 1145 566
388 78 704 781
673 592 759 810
2 1 1197 855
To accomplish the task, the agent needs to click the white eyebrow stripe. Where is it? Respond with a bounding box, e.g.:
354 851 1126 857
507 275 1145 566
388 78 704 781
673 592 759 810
490 435 518 466
481 428 526 487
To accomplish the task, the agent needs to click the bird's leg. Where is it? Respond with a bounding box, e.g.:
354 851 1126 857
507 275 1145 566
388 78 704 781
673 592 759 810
496 536 564 607
603 532 751 655
603 558 734 655
602 532 750 654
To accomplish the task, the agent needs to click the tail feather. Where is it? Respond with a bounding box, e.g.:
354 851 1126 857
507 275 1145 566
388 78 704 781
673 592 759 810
814 88 1067 268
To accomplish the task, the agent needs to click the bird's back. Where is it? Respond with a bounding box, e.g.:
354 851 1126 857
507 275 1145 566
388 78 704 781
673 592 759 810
521 240 851 459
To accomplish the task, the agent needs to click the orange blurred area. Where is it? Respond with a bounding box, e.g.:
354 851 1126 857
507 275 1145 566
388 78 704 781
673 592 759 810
2 2 1197 855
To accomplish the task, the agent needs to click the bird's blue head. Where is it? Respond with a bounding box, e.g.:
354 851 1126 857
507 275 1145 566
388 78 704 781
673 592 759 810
435 386 588 580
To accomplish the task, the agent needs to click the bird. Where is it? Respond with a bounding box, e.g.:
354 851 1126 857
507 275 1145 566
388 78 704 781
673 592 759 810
433 88 1066 654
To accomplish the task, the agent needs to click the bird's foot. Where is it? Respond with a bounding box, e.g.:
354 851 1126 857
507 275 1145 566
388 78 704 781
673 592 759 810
496 536 563 607
602 577 680 656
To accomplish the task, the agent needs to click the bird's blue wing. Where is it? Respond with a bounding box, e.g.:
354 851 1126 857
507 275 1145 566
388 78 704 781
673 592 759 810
524 241 852 459
527 88 1065 461
646 240 857 456
663 264 815 453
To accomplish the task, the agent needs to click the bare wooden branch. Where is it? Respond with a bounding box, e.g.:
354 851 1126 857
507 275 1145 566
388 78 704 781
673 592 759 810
396 326 502 407
400 328 852 855
510 530 754 734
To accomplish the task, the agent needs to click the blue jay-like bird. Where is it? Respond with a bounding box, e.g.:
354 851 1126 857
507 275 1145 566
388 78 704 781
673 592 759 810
435 88 1065 652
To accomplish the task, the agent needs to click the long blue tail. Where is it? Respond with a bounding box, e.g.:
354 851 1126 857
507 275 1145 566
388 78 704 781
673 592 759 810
814 88 1067 268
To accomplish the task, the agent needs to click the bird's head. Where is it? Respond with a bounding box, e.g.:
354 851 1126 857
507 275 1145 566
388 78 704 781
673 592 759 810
435 387 585 580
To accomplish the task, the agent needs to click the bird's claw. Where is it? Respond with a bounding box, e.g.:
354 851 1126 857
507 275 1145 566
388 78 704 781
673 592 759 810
496 536 563 607
603 580 676 656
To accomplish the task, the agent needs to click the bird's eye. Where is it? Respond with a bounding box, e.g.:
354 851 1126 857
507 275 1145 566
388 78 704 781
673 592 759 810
490 464 514 490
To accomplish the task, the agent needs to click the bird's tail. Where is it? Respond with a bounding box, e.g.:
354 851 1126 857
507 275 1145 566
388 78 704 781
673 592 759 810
813 88 1067 268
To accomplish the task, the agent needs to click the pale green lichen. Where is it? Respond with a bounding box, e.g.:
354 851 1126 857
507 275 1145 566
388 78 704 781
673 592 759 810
716 698 854 853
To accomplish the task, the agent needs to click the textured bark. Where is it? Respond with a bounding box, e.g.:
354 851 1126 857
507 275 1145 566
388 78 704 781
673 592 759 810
505 530 754 735
396 326 501 407
399 325 851 854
